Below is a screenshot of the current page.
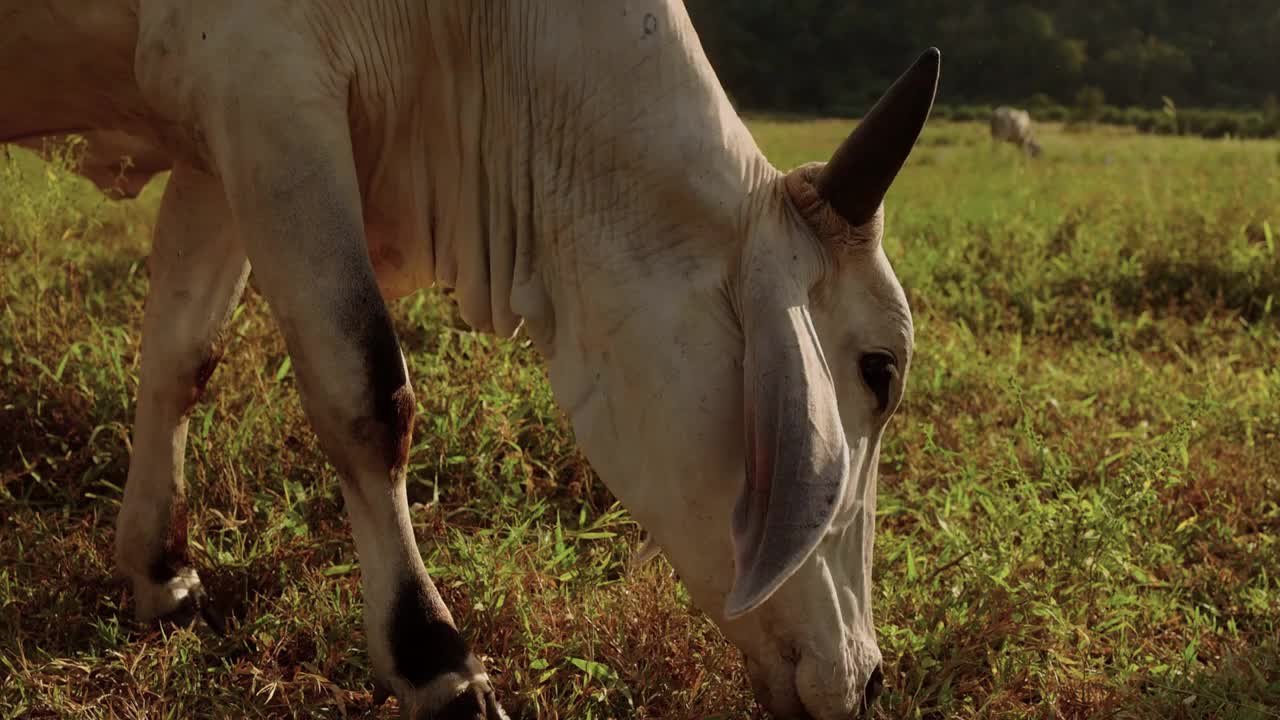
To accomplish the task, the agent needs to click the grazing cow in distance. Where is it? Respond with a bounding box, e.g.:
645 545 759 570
990 106 1043 157
0 2 941 718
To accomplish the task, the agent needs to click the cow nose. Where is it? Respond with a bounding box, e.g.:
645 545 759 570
863 664 884 709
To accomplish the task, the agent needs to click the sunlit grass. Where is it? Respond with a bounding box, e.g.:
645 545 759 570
2 122 1278 719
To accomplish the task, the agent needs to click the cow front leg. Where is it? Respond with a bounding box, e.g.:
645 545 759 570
246 207 502 720
115 164 249 623
201 84 504 719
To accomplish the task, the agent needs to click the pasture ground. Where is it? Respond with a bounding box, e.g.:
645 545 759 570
1 121 1278 719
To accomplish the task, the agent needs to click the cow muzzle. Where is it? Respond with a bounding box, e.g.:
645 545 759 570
746 638 883 720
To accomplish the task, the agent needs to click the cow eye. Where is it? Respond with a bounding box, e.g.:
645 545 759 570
859 352 897 413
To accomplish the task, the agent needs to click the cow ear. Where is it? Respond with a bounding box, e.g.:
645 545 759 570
726 247 849 619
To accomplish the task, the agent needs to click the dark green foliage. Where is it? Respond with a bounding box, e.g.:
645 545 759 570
686 1 1280 115
1040 105 1069 122
1073 86 1107 124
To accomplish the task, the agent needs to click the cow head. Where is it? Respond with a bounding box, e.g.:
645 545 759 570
539 48 938 720
721 50 936 718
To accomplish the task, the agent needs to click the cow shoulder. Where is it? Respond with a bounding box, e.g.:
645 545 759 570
134 1 351 171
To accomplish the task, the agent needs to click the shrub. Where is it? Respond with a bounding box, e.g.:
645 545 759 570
932 100 1272 139
1151 114 1178 135
1100 106 1127 124
1071 86 1106 124
1040 105 1069 122
1260 97 1280 138
1026 93 1056 112
1121 107 1149 127
1202 113 1239 139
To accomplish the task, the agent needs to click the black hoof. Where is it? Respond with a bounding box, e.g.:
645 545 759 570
194 591 227 637
157 585 226 637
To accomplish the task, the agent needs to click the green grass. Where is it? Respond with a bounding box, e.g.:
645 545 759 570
2 122 1278 719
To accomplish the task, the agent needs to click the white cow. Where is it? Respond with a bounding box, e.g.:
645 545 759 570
990 106 1043 157
1 3 940 718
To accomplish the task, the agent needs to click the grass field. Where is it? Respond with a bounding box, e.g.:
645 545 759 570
2 121 1279 719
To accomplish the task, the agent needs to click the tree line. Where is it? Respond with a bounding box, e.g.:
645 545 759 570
685 1 1280 116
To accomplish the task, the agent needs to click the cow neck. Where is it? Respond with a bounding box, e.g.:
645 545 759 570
403 1 775 352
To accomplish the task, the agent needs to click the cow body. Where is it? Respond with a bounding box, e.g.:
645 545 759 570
1 2 940 717
990 106 1042 157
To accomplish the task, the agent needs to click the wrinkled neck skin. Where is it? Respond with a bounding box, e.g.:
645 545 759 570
388 1 769 546
448 0 775 621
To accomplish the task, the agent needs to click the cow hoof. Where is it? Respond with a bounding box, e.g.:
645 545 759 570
390 662 508 720
132 568 226 636
132 567 202 621
415 680 507 720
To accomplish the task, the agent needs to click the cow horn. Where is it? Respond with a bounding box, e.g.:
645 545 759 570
816 47 941 226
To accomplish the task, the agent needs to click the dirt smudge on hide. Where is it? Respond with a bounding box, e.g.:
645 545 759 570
147 494 189 583
352 305 416 475
182 345 224 417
